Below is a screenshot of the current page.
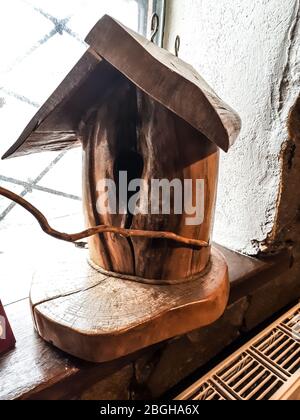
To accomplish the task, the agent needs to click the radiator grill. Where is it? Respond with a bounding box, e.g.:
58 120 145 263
176 303 300 400
189 381 227 400
214 352 284 400
252 327 300 376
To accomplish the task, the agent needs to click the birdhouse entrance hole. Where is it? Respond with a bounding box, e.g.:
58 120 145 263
113 149 144 229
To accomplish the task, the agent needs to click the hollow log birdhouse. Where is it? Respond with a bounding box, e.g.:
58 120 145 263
1 15 241 362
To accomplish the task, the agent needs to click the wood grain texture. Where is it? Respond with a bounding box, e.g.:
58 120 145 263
130 90 218 280
0 13 242 378
85 15 241 152
0 299 141 400
2 15 241 159
2 50 120 159
0 299 78 400
30 246 229 363
0 247 290 400
82 78 218 280
82 78 138 274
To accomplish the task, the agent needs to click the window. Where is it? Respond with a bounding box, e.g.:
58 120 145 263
0 0 165 304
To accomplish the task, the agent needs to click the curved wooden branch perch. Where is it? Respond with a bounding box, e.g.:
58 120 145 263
0 186 209 248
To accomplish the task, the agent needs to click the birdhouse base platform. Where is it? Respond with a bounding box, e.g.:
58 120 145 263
30 246 229 363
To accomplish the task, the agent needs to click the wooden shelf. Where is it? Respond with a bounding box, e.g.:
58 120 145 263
0 245 291 400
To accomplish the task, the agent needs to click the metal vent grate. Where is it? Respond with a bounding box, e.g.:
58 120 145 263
280 308 300 339
214 351 284 400
189 381 228 400
252 327 300 376
176 303 300 401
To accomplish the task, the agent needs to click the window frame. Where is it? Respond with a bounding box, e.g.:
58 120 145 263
138 0 166 46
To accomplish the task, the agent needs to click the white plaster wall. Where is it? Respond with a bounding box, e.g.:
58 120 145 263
165 0 300 254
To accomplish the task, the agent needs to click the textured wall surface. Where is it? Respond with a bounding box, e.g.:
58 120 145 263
165 0 300 254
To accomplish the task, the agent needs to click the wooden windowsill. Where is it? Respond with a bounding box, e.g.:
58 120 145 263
0 245 291 400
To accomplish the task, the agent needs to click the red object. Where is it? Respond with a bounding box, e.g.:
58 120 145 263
0 300 16 355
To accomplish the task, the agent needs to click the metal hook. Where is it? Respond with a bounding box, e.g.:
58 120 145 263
175 35 181 57
150 13 159 43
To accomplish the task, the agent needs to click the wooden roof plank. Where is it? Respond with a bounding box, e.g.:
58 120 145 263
2 48 101 159
2 15 241 159
85 15 241 151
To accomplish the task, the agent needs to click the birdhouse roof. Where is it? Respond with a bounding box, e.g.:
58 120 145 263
2 15 241 159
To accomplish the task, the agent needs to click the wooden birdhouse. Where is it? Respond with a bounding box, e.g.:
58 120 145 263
1 15 241 362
